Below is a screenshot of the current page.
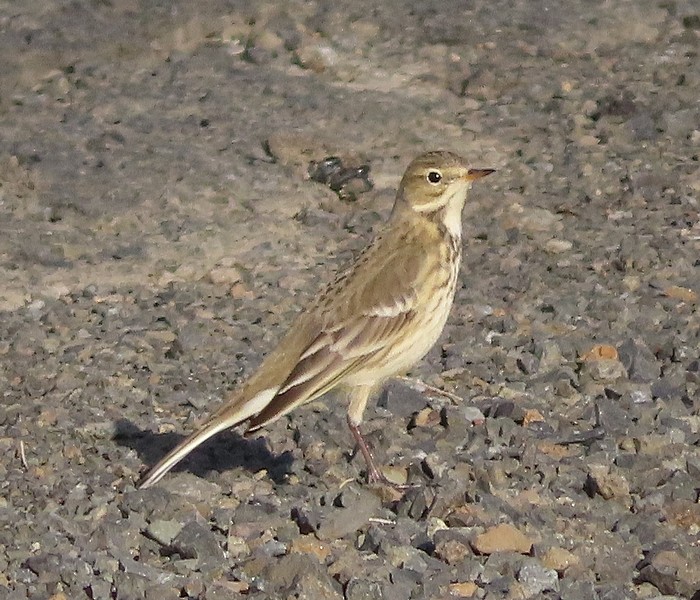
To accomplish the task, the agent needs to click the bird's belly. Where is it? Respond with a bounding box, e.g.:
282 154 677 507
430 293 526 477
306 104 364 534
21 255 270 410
346 288 456 386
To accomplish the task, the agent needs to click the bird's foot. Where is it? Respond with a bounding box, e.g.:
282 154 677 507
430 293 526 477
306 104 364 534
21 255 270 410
397 376 463 405
347 418 419 491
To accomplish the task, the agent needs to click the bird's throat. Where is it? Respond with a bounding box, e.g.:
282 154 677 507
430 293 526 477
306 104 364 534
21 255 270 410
430 198 464 239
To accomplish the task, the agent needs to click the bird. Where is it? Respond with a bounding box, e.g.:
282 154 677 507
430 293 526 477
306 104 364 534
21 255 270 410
137 151 494 489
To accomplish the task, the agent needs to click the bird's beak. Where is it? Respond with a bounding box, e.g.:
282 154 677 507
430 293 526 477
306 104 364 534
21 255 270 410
465 168 496 181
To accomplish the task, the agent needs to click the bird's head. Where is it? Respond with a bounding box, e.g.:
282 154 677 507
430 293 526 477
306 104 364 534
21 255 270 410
395 151 494 229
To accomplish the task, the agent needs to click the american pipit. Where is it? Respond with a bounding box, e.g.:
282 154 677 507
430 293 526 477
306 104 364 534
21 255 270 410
138 151 494 489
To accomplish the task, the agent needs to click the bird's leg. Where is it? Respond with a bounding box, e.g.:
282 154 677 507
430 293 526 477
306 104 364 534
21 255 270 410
346 417 387 484
347 385 415 489
346 417 415 489
346 386 385 482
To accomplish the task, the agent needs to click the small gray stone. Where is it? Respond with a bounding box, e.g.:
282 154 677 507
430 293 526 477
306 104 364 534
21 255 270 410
254 539 287 558
257 553 340 595
345 577 385 600
433 529 473 565
626 385 653 404
618 338 661 382
146 519 184 546
517 560 559 595
116 553 181 586
291 570 344 599
585 464 631 505
169 521 225 563
627 111 658 141
92 556 120 582
112 570 156 600
381 542 429 574
516 353 539 375
637 549 694 596
580 358 627 382
86 579 114 600
317 486 382 540
537 341 566 371
378 380 429 417
651 378 682 400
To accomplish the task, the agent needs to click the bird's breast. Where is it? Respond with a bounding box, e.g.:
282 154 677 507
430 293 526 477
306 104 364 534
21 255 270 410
347 234 462 385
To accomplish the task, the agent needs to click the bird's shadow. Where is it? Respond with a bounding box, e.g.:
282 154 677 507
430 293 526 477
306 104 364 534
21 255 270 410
113 419 294 485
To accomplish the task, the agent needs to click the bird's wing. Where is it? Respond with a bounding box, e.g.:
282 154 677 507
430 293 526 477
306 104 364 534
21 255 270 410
245 238 428 430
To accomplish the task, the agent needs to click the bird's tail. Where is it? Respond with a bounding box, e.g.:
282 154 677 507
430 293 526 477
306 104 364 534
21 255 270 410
136 386 278 489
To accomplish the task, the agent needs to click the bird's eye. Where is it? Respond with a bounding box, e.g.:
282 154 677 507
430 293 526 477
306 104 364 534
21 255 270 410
427 170 442 184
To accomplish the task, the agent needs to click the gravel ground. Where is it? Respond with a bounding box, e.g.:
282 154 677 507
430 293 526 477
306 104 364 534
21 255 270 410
1 1 699 599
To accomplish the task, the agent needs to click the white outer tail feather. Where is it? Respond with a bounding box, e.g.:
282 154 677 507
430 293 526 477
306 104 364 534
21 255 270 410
137 387 278 488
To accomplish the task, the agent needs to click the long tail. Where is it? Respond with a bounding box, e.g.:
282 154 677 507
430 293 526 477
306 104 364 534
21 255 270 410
137 387 278 489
